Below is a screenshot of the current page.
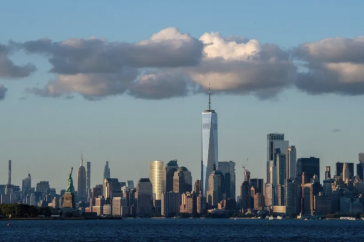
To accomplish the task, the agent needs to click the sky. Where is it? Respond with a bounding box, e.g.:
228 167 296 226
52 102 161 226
1 1 364 193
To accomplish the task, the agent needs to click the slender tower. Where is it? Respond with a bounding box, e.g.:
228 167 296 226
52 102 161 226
8 160 11 186
77 154 87 202
201 85 218 197
86 161 91 199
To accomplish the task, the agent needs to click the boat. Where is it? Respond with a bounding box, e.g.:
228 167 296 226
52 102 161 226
269 216 274 220
277 216 283 220
304 218 309 221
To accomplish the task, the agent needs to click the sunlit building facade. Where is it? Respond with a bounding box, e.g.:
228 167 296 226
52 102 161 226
201 90 218 197
149 160 164 201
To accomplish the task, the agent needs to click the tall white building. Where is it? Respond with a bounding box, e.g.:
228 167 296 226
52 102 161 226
266 133 289 183
201 88 218 197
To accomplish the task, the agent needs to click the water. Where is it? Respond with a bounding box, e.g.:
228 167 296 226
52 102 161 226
1 218 363 241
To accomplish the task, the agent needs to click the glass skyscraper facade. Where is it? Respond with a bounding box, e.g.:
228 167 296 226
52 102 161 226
201 91 218 197
149 160 164 201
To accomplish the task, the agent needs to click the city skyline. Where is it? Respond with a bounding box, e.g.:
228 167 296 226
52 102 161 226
1 1 364 190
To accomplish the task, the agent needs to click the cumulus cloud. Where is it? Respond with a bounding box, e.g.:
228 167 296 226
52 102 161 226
128 71 193 99
20 27 203 75
294 37 364 95
0 84 8 101
0 44 36 79
189 32 296 98
28 68 138 100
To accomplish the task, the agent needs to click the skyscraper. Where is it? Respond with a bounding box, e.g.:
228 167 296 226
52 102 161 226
297 157 320 183
135 178 153 217
335 162 354 178
266 134 289 183
164 160 178 193
206 165 224 207
86 161 91 199
286 146 297 179
325 166 331 180
201 87 218 197
218 161 236 200
342 163 350 183
149 160 164 201
22 173 31 195
359 152 364 163
103 161 110 180
250 178 264 194
173 167 192 194
276 149 286 186
77 155 87 202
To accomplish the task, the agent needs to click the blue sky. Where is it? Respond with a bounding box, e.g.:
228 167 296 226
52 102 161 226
1 1 364 192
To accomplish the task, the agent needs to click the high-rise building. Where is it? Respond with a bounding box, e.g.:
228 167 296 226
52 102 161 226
8 160 11 186
296 157 320 183
36 181 50 194
276 149 286 186
335 162 354 179
342 163 350 183
103 161 110 180
357 163 364 180
161 192 181 217
194 180 201 194
325 166 331 180
86 161 91 199
359 152 364 163
127 180 134 189
164 160 178 193
22 173 31 195
173 167 192 194
285 179 300 216
135 178 153 217
206 165 224 207
77 155 87 202
240 181 251 210
267 133 289 183
103 178 121 201
218 161 236 200
264 183 274 207
286 146 297 179
250 178 264 194
149 160 164 202
201 88 218 197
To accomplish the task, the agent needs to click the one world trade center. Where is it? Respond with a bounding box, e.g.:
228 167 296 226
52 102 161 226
201 87 218 197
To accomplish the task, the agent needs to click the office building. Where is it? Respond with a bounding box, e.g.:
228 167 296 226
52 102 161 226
22 173 31 195
342 163 350 183
77 155 87 202
173 167 192 194
206 165 224 207
267 133 289 183
240 181 251 210
286 146 296 179
164 160 178 193
201 88 218 197
86 161 91 199
103 178 121 201
180 192 197 214
135 178 153 217
194 180 201 194
253 192 264 208
285 179 300 216
103 161 110 180
325 166 331 180
297 157 320 183
149 160 164 201
161 192 181 217
359 152 364 163
250 178 264 194
357 163 364 180
127 180 134 189
335 162 354 179
218 161 236 199
276 149 286 185
264 183 274 207
36 181 50 194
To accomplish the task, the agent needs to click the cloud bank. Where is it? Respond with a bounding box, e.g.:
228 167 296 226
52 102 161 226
1 28 364 101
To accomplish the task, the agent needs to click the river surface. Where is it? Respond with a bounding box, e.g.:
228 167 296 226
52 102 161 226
1 218 362 241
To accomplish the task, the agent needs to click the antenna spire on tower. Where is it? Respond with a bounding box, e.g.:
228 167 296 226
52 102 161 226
81 152 83 166
208 82 211 110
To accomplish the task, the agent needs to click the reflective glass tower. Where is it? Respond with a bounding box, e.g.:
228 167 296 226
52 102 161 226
201 87 218 197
